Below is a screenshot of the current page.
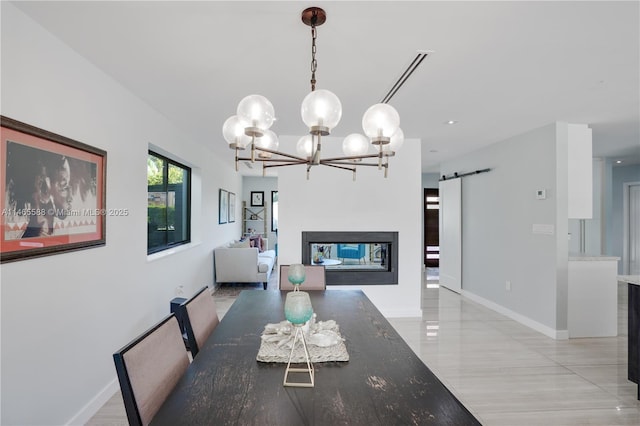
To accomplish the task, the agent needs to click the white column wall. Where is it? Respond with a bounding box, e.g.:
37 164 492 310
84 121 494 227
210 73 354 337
277 135 423 318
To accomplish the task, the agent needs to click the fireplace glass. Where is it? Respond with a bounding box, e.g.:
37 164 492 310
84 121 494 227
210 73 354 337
302 232 398 285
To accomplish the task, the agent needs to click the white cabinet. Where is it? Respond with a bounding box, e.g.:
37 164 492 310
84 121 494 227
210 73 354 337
568 158 604 253
568 255 619 337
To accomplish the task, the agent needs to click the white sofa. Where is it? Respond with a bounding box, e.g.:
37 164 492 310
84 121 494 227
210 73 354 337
214 239 276 290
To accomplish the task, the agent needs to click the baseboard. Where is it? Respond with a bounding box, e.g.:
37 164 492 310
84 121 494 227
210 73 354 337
66 378 119 425
461 290 569 340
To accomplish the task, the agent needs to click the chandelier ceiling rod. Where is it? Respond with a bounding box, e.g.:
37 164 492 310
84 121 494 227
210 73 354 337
222 6 412 181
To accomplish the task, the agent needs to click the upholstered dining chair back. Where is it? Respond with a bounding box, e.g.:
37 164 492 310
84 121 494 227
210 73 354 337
179 286 220 358
113 314 190 426
279 265 326 290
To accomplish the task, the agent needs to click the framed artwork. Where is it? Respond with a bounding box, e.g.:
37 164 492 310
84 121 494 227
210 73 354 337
1 116 107 263
228 192 236 223
219 189 228 224
251 191 264 207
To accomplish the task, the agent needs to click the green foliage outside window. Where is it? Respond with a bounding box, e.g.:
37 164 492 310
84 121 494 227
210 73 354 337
148 156 184 186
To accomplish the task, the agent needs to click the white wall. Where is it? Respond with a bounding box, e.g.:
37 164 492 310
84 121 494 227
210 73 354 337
422 172 440 189
1 4 241 424
440 123 570 337
277 135 423 318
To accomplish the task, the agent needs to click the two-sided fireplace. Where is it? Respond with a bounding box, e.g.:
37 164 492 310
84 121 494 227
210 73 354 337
301 231 398 285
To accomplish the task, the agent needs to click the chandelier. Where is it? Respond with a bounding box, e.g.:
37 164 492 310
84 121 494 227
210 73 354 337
222 7 424 180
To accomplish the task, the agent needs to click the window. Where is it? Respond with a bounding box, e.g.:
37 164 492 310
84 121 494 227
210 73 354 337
147 151 191 254
271 191 278 232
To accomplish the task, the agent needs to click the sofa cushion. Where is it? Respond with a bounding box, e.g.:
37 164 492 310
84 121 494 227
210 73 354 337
258 249 276 263
249 235 266 252
230 239 251 248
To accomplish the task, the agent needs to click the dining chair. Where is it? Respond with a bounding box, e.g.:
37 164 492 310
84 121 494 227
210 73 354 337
113 314 190 426
279 264 326 290
178 286 220 358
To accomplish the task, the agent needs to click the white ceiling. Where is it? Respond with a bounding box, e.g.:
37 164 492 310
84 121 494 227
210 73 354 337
11 1 640 173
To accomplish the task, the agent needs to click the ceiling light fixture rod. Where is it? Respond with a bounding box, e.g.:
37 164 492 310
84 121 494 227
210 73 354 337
381 52 428 104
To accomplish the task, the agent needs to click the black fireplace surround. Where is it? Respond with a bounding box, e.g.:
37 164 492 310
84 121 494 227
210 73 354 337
301 231 398 285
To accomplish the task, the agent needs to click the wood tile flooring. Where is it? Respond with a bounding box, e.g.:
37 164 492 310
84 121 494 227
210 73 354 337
87 272 640 425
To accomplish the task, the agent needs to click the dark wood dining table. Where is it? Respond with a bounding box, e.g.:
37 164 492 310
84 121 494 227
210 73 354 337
151 289 481 425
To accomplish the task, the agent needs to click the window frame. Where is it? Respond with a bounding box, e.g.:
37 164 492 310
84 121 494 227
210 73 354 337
147 150 191 255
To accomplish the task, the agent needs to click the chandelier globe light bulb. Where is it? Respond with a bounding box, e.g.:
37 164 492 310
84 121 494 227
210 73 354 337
222 115 251 148
342 133 370 157
301 89 342 131
296 135 313 158
387 127 405 152
255 129 279 151
237 94 275 130
362 103 400 138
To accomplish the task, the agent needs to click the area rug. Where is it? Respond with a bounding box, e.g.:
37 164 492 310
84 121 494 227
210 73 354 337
213 283 268 297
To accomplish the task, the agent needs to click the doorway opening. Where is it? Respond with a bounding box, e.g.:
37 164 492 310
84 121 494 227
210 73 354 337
424 188 440 276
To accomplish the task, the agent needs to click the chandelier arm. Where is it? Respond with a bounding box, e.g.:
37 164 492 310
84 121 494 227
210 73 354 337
249 134 257 163
254 147 308 162
321 161 381 167
320 163 357 172
263 161 309 169
312 134 321 165
237 156 307 165
320 153 379 162
235 148 239 172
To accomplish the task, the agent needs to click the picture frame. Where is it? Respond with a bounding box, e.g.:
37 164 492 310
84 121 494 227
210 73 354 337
271 190 278 232
250 214 258 220
1 116 107 263
219 189 228 224
251 191 264 207
228 192 236 223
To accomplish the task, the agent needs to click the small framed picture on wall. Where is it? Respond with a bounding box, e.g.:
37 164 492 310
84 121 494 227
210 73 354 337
251 191 264 207
219 189 228 224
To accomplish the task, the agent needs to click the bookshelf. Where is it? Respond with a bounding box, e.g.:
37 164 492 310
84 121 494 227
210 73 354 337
243 201 267 237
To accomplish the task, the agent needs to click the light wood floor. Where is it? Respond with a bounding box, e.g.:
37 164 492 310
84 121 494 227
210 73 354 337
87 272 640 425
